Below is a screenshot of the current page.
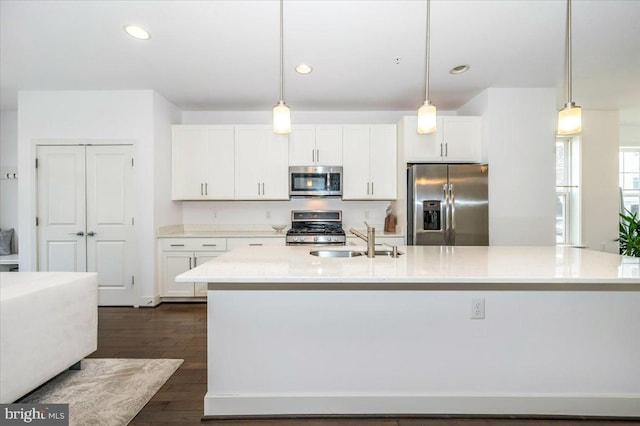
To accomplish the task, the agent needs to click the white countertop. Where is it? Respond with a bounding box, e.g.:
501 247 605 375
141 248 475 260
176 245 639 290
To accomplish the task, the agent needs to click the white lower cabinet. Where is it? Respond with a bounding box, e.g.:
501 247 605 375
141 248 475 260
160 238 227 298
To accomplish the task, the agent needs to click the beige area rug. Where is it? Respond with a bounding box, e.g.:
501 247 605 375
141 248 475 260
18 358 183 426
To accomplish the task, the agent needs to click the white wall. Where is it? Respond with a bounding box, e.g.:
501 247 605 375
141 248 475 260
17 90 159 306
459 88 557 246
581 110 620 253
0 111 18 253
182 199 391 230
620 124 640 148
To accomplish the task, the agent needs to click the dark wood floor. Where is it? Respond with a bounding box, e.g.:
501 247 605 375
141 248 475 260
91 303 639 426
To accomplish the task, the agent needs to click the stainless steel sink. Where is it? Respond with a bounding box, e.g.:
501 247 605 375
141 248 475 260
309 249 403 258
309 249 364 258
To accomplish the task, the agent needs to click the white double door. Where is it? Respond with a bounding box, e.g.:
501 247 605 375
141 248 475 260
37 145 135 306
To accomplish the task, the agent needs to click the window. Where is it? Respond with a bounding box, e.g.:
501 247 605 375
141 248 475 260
619 148 640 215
556 137 581 245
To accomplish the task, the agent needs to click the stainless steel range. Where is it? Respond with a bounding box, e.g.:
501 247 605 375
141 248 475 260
285 210 346 245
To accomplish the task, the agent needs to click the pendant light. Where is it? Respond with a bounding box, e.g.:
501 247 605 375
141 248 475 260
557 0 581 135
417 0 436 134
273 0 291 134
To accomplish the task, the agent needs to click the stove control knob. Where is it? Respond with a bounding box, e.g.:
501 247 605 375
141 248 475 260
313 236 319 242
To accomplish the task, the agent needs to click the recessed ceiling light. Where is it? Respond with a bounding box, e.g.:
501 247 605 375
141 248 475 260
295 64 312 74
124 25 151 40
449 64 470 74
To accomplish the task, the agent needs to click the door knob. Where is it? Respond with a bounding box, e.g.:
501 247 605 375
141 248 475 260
69 231 84 236
87 231 96 237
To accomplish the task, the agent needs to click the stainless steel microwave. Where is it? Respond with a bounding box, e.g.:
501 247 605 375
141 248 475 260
289 166 343 197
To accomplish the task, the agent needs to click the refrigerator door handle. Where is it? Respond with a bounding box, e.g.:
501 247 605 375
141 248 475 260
443 183 449 243
449 183 456 245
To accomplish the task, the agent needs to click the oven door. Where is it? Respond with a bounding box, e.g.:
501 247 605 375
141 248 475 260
289 166 342 197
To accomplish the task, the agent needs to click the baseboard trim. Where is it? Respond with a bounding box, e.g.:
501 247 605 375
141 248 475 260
138 295 161 307
203 394 640 418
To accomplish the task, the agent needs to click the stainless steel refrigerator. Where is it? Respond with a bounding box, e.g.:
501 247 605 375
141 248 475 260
407 164 489 246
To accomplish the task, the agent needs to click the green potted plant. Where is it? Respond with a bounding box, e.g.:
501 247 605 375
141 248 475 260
619 209 640 257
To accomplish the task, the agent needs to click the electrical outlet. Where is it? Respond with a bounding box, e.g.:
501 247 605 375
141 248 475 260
471 298 485 319
266 211 271 219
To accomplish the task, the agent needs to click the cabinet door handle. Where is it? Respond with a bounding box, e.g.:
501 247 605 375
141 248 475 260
371 182 374 195
367 182 370 195
445 143 448 157
312 149 315 163
205 183 208 195
440 143 443 157
170 244 185 247
262 182 265 195
189 257 192 269
201 183 204 195
257 182 261 196
249 243 263 246
316 149 320 163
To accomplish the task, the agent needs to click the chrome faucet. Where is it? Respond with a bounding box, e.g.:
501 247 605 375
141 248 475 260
349 221 375 258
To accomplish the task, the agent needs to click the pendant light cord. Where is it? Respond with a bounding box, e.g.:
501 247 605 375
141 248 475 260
279 0 284 103
566 0 572 104
425 0 431 101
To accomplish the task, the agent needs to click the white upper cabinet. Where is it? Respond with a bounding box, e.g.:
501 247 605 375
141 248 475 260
342 124 397 200
172 125 235 200
400 115 481 163
439 116 482 162
289 125 342 166
234 126 289 200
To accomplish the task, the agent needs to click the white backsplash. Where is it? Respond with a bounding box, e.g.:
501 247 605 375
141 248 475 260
181 199 392 229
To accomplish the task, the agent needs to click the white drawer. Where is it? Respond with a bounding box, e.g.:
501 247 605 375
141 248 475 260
161 238 227 251
227 237 285 251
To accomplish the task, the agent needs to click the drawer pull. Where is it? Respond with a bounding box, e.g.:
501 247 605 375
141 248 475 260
170 244 185 247
202 244 217 247
249 243 263 246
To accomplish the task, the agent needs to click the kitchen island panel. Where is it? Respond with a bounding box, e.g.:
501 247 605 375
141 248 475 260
205 289 640 417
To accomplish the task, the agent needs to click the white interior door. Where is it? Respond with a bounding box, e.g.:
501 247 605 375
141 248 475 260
37 145 87 272
37 144 136 306
86 145 135 305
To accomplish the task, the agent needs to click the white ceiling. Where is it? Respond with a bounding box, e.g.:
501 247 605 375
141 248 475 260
1 0 639 114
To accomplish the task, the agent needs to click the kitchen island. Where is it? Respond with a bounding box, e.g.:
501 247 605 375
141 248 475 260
177 246 640 419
